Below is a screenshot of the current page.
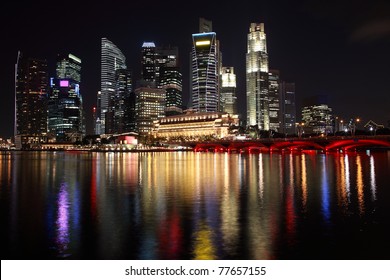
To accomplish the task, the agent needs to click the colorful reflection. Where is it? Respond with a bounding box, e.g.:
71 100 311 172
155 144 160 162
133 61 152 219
370 156 377 201
192 221 216 260
56 183 70 255
1 151 390 260
356 155 365 215
321 156 331 223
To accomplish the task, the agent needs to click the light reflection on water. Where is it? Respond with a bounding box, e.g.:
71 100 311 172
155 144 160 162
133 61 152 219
1 150 390 259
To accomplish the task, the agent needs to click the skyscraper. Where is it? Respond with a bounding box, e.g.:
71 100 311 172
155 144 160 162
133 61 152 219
156 46 178 84
268 69 280 132
221 67 237 115
191 24 221 112
114 68 133 133
279 81 296 135
15 51 48 147
48 53 85 142
246 23 269 130
100 38 127 134
141 42 156 84
302 95 334 135
160 67 183 116
135 87 166 135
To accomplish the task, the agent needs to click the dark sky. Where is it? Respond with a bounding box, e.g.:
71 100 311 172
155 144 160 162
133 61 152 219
1 0 390 137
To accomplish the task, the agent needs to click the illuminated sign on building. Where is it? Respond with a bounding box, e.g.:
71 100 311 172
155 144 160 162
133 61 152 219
60 80 69 87
195 40 211 46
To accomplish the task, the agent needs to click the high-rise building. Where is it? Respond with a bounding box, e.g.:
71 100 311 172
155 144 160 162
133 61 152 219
135 87 165 135
160 67 183 116
56 53 81 82
268 69 280 132
246 23 269 130
155 46 179 86
191 30 220 112
302 95 334 135
48 54 85 142
279 81 296 135
95 91 102 134
141 42 156 84
15 51 48 145
220 67 237 115
113 68 133 133
100 38 127 134
140 43 182 116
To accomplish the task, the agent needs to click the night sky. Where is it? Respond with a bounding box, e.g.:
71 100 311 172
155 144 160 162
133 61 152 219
1 0 390 137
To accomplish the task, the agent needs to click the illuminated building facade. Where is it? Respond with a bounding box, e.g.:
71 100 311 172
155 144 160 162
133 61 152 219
141 42 156 84
140 43 183 116
268 69 280 131
101 38 127 134
155 46 179 86
246 22 269 130
135 87 165 135
191 22 221 112
48 54 85 142
302 95 333 134
113 69 133 133
15 51 48 148
160 67 183 116
153 111 239 140
221 67 237 114
279 81 296 135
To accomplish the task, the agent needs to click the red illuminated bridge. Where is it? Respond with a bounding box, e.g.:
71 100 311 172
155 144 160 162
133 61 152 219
189 136 390 153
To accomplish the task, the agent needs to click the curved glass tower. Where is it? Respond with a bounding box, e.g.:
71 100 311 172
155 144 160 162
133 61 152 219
191 32 219 112
100 38 126 134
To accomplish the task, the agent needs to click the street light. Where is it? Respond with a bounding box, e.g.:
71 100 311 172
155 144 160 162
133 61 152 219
351 117 361 136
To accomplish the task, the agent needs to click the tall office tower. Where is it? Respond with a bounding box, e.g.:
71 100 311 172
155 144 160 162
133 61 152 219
246 22 269 130
141 42 156 84
268 69 280 132
191 24 221 112
15 52 48 139
113 68 132 133
95 91 102 134
220 67 237 114
101 38 127 134
123 91 137 133
155 46 179 86
48 53 85 142
279 82 296 135
135 87 166 135
56 53 81 82
160 67 183 116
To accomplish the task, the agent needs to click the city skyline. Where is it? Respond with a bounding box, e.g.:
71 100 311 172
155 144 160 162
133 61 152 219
1 0 390 137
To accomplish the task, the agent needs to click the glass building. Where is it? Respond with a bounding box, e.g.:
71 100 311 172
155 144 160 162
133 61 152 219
48 54 85 142
100 38 127 134
302 95 333 135
220 67 237 115
113 68 133 133
191 32 220 112
160 67 183 116
141 42 156 84
14 51 48 148
246 22 269 130
279 81 296 135
268 69 280 132
135 87 166 135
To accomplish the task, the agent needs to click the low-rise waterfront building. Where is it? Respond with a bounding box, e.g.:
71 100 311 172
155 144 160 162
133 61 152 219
152 110 239 140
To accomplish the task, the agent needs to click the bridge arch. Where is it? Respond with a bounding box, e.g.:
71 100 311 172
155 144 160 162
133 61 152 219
325 139 390 151
270 141 325 152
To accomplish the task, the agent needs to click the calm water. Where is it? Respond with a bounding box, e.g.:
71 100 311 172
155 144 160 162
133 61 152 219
1 150 389 260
